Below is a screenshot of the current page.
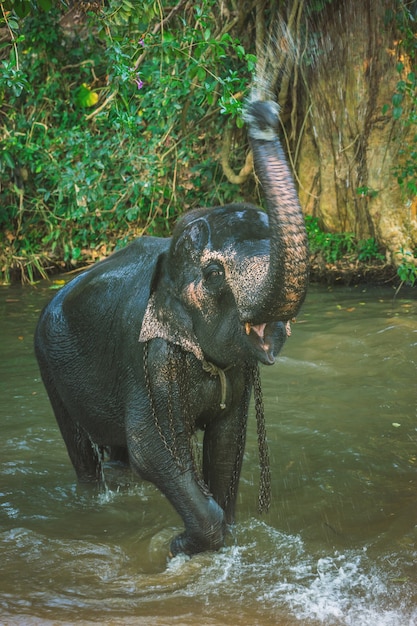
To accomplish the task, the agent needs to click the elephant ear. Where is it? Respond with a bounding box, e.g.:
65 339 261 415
139 293 204 361
168 215 211 276
139 220 211 362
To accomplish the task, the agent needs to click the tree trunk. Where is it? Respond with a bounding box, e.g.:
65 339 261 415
296 0 417 263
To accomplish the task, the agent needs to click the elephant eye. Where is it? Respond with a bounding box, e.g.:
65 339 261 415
203 263 225 287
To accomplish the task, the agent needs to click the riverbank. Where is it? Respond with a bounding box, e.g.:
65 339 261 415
1 251 407 289
309 253 399 287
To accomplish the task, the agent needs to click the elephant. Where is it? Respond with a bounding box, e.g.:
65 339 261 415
34 99 309 557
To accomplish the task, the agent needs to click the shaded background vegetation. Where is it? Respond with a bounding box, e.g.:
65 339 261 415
0 0 416 285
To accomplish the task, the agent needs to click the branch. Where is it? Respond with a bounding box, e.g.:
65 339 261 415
84 88 118 120
1 4 18 69
221 127 253 185
255 0 267 59
134 0 190 71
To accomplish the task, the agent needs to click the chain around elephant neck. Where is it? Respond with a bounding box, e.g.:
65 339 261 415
144 341 270 513
143 341 178 464
143 341 210 495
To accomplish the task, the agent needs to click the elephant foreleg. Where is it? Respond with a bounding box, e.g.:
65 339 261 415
202 405 248 525
127 410 226 556
166 474 226 556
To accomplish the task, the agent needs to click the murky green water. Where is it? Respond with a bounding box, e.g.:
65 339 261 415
1 281 416 626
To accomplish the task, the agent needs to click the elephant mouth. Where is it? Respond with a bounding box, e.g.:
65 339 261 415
244 322 276 365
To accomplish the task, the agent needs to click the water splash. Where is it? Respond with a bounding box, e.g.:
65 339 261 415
169 521 417 626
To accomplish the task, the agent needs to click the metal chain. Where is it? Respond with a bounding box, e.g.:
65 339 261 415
166 343 182 468
222 363 251 513
143 342 270 511
175 347 209 493
143 341 175 460
252 363 272 513
143 341 209 493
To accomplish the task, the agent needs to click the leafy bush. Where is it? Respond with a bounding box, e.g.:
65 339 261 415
382 5 417 289
357 238 385 263
305 216 385 264
0 1 256 282
396 248 417 286
1 1 413 285
383 4 417 200
306 216 355 263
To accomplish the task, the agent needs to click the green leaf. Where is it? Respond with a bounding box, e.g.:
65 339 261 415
246 53 257 72
220 33 232 43
38 0 53 10
7 19 20 30
2 151 15 169
392 93 403 106
74 84 99 108
397 80 407 93
12 0 31 18
71 247 81 260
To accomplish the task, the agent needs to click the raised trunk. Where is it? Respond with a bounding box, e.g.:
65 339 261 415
244 101 309 324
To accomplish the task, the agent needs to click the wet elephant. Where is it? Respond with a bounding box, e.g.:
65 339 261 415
34 100 309 557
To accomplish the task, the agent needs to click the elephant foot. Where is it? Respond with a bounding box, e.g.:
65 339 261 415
169 510 226 557
169 532 210 557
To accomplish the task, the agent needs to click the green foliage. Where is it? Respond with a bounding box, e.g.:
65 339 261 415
396 248 417 286
383 5 417 199
390 65 417 198
306 216 354 263
97 0 256 122
357 238 385 263
305 216 385 264
0 1 255 283
2 1 410 284
356 185 379 199
382 5 417 289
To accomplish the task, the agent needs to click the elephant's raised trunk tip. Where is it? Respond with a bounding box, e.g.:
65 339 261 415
243 100 281 142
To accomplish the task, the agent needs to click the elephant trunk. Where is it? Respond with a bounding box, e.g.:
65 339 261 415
244 101 309 324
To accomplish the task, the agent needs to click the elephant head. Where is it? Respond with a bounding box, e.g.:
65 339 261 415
139 100 309 368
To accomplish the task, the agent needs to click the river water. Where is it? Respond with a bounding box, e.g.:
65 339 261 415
0 280 416 626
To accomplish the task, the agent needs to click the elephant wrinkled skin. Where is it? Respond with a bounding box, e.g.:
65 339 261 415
34 100 309 557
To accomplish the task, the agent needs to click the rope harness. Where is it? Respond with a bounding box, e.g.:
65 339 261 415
143 342 271 513
202 359 233 410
